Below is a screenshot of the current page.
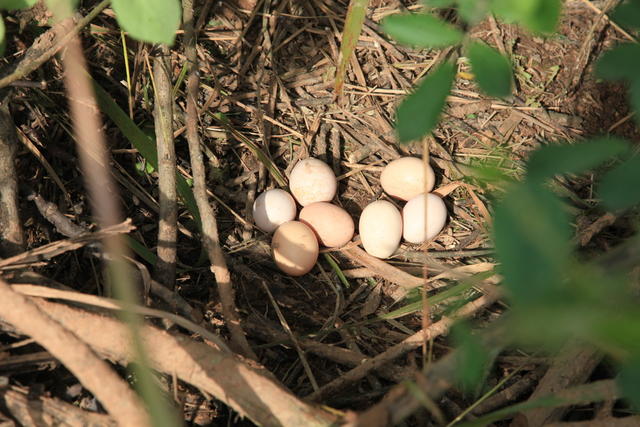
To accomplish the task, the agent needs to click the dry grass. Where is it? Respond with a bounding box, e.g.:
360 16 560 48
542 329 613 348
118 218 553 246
0 0 638 425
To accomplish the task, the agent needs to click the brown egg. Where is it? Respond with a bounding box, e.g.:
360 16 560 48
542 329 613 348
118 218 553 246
299 202 354 248
271 221 319 276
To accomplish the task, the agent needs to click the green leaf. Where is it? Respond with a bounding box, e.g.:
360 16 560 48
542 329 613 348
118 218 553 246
493 182 572 304
0 0 37 9
459 380 615 427
112 0 181 45
396 62 455 143
528 0 561 33
422 0 455 7
491 0 560 33
599 154 640 211
458 0 489 23
44 0 77 18
618 358 640 410
453 322 491 395
595 44 640 81
611 0 640 30
382 13 463 48
526 137 629 183
467 41 512 97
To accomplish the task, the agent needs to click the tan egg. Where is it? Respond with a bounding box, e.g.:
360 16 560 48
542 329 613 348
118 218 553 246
402 193 448 244
289 158 337 206
299 202 354 248
271 221 319 276
252 189 297 233
358 200 403 258
380 157 436 201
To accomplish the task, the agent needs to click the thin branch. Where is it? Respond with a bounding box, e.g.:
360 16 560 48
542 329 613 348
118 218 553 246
152 47 178 288
0 279 149 426
29 298 338 427
0 102 24 257
1 387 116 426
55 4 177 424
0 0 111 89
182 0 257 360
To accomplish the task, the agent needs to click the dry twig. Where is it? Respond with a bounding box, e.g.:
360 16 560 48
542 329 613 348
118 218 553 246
28 298 338 427
0 279 149 426
182 0 257 360
0 102 24 257
152 47 178 288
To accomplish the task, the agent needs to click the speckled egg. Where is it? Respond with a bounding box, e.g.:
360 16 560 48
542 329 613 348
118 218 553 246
299 202 354 248
289 158 337 206
358 200 403 258
271 221 319 276
380 157 435 201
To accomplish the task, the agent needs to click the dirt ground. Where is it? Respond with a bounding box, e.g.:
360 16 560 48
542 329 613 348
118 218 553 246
0 0 639 425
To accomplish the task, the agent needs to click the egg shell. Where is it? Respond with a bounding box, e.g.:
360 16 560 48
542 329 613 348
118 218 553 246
359 200 403 259
252 189 297 233
299 202 354 248
402 193 448 244
289 158 337 206
380 157 436 201
271 221 319 276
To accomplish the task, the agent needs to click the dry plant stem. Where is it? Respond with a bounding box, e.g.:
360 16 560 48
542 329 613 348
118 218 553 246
511 343 603 427
0 279 149 426
0 221 134 270
58 20 166 425
0 0 110 89
0 103 24 257
30 298 338 427
153 47 178 288
183 0 257 360
342 246 425 288
421 138 431 364
471 367 547 416
11 284 231 354
2 387 116 427
307 285 502 402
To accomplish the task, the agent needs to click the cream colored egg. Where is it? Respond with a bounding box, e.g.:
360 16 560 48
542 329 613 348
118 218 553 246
380 157 436 201
271 221 319 276
299 202 354 248
359 200 403 258
289 158 337 206
253 189 297 233
402 193 448 244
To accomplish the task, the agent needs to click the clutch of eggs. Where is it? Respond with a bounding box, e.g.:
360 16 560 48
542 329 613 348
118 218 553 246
255 156 449 274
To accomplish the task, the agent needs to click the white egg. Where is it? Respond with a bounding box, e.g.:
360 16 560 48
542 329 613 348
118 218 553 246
380 157 436 201
402 193 448 244
252 189 297 233
359 200 403 258
289 158 337 206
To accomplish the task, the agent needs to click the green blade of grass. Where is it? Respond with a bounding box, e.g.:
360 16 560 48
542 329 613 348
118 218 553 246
380 278 479 320
92 79 202 228
335 0 369 97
